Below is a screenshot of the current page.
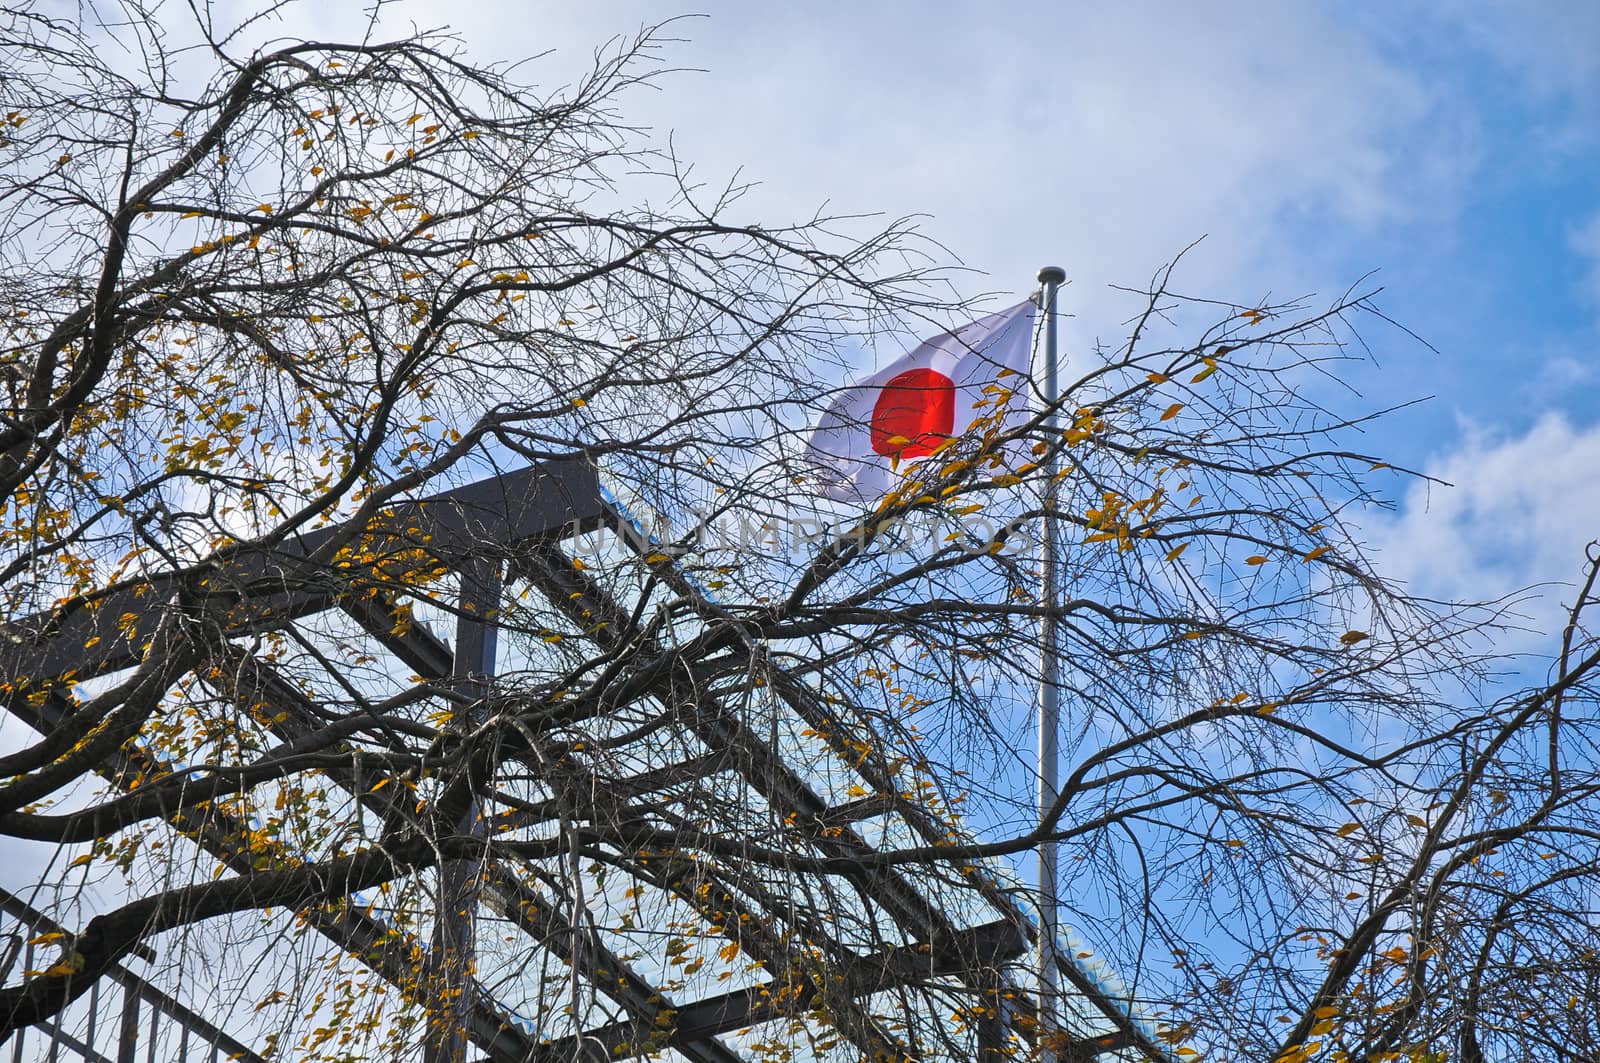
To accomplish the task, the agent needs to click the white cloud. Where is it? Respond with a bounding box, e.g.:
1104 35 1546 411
1372 413 1600 642
1442 1 1600 115
209 0 1482 348
1571 210 1600 313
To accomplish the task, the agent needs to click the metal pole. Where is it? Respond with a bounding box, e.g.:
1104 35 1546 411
426 558 501 1063
1035 264 1066 1060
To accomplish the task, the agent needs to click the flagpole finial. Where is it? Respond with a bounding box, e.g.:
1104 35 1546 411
1037 265 1066 286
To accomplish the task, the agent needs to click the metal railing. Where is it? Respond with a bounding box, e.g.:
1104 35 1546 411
0 888 262 1063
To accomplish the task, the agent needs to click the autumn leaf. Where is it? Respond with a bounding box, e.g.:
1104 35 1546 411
1339 630 1368 645
1164 543 1188 562
1160 403 1184 422
1302 545 1331 563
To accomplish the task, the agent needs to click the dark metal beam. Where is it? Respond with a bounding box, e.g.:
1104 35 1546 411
0 459 1162 1063
1 688 542 1063
427 558 503 1063
498 543 921 1062
224 646 751 1063
532 917 1027 1061
0 458 604 690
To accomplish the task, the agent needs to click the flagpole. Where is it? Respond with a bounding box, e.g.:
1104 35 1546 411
1035 264 1066 1059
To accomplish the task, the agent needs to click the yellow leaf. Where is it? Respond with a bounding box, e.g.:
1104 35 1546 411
369 778 392 793
181 210 203 218
255 203 274 214
1336 823 1360 837
1181 630 1206 640
718 942 740 963
1339 630 1368 645
26 932 64 946
1302 545 1331 563
463 130 481 139
1190 365 1217 383
644 553 671 564
456 259 475 268
1147 372 1169 384
1405 813 1428 828
1160 403 1183 421
68 854 94 869
1224 839 1245 847
255 990 287 1011
1164 543 1188 562
1244 555 1267 565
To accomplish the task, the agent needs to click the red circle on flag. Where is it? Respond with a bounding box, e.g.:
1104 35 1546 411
871 368 955 459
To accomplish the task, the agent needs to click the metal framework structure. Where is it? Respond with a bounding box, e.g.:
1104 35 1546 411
0 459 1171 1062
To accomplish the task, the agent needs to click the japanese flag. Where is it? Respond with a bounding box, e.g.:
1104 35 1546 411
806 299 1038 502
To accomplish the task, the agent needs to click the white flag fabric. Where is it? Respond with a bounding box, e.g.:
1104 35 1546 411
806 299 1038 502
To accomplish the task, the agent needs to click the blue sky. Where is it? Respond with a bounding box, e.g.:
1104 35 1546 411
11 3 1589 1045
243 2 1600 487
413 0 1593 632
151 0 1598 820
